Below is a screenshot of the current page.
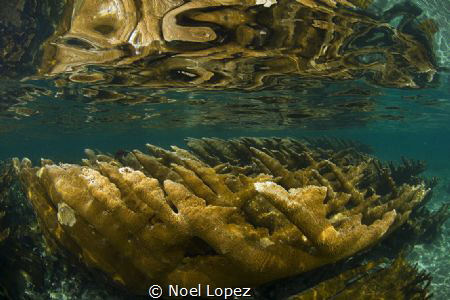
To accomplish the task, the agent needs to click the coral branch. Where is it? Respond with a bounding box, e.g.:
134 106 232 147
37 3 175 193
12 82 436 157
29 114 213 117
17 137 428 294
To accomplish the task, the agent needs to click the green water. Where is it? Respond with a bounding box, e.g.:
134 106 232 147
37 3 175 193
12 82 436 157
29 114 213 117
1 0 449 299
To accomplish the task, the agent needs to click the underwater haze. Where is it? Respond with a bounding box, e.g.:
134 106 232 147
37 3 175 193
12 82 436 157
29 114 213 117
1 0 450 299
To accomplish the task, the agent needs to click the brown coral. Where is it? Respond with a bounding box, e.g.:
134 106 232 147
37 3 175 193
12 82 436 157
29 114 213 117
288 256 432 300
18 138 428 294
0 163 12 245
0 211 8 244
39 0 436 89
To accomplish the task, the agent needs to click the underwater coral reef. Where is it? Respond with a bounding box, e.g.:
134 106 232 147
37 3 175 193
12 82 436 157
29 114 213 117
12 137 444 298
288 256 432 299
0 163 12 245
0 2 448 300
0 212 7 244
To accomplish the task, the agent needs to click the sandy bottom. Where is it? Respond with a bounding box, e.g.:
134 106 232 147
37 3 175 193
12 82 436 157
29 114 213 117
408 168 450 300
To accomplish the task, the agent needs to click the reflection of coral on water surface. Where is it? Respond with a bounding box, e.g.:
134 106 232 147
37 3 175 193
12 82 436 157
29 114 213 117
39 0 437 89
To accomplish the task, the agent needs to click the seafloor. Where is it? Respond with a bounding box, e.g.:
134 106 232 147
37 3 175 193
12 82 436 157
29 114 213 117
408 171 450 300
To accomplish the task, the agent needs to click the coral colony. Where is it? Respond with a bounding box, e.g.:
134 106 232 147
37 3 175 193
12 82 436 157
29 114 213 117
0 0 446 299
16 137 431 296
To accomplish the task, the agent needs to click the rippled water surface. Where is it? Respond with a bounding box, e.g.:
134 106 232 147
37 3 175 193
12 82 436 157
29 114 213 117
1 0 449 299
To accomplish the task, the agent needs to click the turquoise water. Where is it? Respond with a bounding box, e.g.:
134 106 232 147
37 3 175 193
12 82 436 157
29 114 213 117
2 75 449 170
1 0 450 299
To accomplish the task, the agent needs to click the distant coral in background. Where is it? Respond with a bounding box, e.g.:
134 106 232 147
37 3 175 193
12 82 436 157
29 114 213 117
288 256 432 299
18 137 429 294
0 212 8 244
0 163 12 245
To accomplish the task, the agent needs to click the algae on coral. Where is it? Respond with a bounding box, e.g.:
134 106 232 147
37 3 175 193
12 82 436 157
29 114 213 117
18 137 430 295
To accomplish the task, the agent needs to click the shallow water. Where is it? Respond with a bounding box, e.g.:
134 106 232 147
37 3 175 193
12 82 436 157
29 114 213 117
1 0 449 299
